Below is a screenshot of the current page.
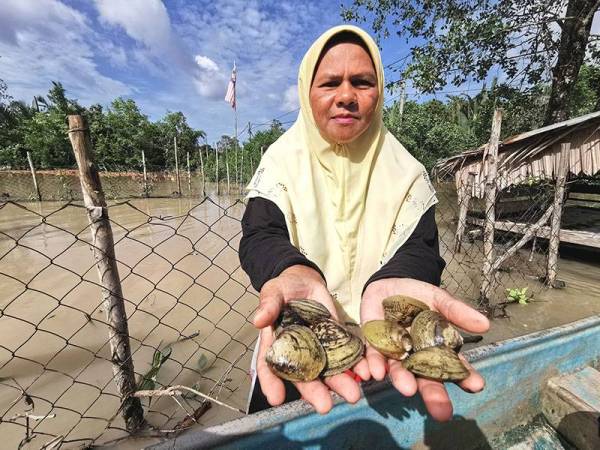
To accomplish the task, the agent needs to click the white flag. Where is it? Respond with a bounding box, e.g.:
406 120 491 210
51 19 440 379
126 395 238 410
225 62 236 109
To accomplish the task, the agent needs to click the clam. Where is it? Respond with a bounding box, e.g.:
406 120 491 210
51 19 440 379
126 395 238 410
404 346 469 381
265 324 326 382
287 299 331 324
274 299 331 336
311 319 364 377
410 310 464 352
362 320 413 360
382 295 429 327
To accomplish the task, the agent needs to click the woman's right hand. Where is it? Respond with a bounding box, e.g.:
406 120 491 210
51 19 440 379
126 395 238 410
253 264 370 414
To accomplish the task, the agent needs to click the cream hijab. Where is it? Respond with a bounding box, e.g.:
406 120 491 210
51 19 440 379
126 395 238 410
246 25 437 323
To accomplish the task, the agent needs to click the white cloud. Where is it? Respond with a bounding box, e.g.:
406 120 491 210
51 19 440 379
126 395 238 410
195 55 219 72
95 0 172 51
282 84 299 111
0 0 131 105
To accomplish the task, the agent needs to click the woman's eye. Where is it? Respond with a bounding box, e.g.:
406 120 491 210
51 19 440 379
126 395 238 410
320 81 339 88
353 79 375 87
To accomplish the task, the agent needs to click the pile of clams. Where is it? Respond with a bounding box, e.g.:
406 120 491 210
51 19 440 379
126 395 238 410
266 299 364 382
265 296 470 383
363 296 470 381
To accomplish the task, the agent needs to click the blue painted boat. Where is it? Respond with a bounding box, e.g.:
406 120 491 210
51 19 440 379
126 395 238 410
151 315 600 449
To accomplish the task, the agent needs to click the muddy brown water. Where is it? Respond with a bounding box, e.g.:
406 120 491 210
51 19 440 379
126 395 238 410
1 184 599 448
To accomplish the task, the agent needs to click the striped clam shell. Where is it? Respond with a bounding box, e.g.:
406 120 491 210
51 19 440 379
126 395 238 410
382 295 429 327
404 345 469 381
410 310 464 352
310 319 364 377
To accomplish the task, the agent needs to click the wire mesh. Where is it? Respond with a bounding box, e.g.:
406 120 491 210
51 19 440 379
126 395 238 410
0 196 258 448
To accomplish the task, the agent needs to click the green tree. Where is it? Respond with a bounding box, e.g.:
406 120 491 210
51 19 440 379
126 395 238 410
343 0 600 125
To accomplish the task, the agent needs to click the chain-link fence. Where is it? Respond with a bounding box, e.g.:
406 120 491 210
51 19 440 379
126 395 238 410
1 112 598 448
0 196 258 448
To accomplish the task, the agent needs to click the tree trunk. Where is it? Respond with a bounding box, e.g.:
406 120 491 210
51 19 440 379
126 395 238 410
544 0 598 125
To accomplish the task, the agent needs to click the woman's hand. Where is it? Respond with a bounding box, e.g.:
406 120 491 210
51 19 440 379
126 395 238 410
361 278 490 421
254 264 370 414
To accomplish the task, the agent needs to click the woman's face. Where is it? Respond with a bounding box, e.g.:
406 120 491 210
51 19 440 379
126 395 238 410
309 42 379 144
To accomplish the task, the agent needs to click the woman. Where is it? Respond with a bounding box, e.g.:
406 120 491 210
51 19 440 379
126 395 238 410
239 25 489 421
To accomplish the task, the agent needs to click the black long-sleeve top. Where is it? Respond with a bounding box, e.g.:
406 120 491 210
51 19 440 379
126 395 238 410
239 197 445 292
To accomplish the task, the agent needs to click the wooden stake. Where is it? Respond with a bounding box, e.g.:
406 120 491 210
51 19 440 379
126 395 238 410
546 142 570 287
26 151 41 201
198 146 205 196
480 109 502 305
174 136 181 197
186 151 191 195
215 145 220 195
141 149 148 197
67 115 144 432
454 172 474 253
225 146 230 194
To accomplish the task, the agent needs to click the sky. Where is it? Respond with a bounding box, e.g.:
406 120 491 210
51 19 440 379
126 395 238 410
0 0 420 144
1 1 599 144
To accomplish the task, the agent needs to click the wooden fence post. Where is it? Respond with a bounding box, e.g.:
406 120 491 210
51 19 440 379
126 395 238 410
186 151 191 195
215 146 220 195
198 146 205 196
479 108 503 306
546 142 570 287
141 149 148 197
174 136 181 196
26 151 41 201
454 172 474 253
67 115 144 432
225 147 231 194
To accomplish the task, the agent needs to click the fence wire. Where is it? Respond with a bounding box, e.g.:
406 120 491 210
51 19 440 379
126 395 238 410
0 196 258 448
0 165 592 448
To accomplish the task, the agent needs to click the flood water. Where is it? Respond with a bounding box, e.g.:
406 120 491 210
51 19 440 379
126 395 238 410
1 184 599 448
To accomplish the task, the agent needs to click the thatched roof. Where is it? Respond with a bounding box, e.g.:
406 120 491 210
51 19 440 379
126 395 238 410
433 111 600 198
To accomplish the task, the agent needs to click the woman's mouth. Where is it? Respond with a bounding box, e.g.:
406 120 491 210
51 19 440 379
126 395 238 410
332 115 358 125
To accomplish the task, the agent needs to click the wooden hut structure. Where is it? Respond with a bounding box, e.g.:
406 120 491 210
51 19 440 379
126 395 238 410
434 110 600 301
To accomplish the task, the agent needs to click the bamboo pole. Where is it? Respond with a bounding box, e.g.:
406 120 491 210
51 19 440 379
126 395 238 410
67 115 144 432
454 172 474 253
479 109 503 305
26 151 41 201
186 151 191 195
546 142 570 287
198 146 205 196
174 136 181 197
141 150 148 197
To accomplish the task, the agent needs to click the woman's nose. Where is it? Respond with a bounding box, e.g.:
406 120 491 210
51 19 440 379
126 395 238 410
335 82 356 106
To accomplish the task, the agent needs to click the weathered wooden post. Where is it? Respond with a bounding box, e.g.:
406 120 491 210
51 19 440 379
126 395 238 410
141 149 148 197
239 146 245 194
198 146 205 196
186 151 191 195
67 115 144 431
225 146 231 194
26 151 41 201
215 146 220 195
174 136 181 196
479 108 503 306
546 142 570 287
454 172 475 253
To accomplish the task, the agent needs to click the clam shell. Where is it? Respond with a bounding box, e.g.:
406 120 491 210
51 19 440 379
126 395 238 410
404 346 469 381
410 310 464 352
362 320 413 360
382 295 429 327
265 325 326 382
287 299 331 324
311 319 364 377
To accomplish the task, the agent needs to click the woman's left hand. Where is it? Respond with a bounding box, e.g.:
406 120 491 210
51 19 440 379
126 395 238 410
361 278 490 422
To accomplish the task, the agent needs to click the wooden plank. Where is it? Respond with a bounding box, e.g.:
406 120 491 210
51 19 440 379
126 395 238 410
542 367 600 450
467 217 600 248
